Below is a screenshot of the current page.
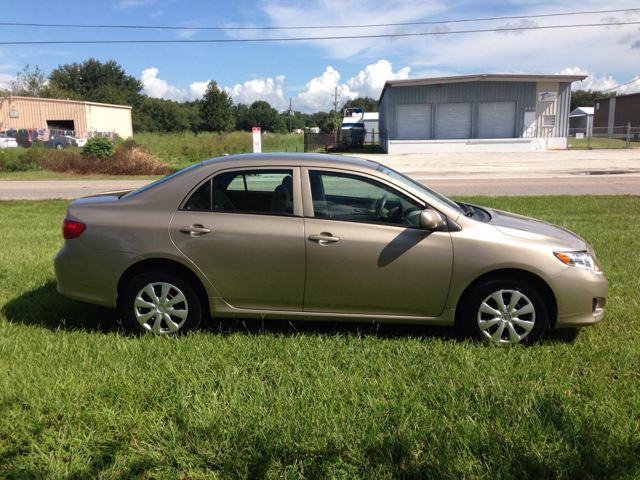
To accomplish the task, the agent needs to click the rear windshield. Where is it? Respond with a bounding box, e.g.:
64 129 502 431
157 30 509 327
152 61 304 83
122 163 202 199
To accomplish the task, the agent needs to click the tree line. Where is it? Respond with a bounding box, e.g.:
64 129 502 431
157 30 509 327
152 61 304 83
6 59 609 134
1 60 378 135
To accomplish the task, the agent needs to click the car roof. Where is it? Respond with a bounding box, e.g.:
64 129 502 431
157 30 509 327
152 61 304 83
201 152 381 171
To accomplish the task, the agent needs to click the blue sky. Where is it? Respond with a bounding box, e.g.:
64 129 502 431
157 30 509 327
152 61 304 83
1 0 639 112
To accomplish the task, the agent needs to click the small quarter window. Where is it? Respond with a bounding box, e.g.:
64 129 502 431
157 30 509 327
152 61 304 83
183 180 211 211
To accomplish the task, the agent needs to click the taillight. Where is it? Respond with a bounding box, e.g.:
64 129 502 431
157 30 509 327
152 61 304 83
63 219 86 239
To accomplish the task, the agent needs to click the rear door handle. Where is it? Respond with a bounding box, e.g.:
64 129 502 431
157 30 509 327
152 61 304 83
309 233 340 245
180 224 211 236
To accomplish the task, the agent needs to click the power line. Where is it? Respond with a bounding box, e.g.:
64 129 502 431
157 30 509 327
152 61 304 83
601 76 640 92
0 21 637 45
0 22 638 45
0 8 637 31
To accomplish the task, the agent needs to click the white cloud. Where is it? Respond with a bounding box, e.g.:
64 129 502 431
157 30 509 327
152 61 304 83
224 76 287 109
189 81 209 100
561 67 640 95
142 60 411 112
0 73 15 87
345 60 410 99
295 67 351 112
140 68 208 102
116 0 156 9
496 20 539 36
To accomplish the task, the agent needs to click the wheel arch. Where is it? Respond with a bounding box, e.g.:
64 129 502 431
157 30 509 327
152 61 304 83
454 268 558 329
116 258 211 315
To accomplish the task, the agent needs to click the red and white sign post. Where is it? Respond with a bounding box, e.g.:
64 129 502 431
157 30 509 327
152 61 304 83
252 127 262 153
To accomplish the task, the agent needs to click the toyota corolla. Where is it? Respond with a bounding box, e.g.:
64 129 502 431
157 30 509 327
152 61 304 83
54 153 607 344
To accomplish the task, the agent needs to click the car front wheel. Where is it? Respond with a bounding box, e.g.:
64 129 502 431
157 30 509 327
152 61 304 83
458 279 549 345
120 272 202 335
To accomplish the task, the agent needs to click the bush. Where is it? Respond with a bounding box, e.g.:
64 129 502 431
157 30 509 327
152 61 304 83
82 136 115 158
0 147 45 172
42 146 173 176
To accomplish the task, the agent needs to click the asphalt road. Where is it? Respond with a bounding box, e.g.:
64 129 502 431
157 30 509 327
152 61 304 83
1 150 639 199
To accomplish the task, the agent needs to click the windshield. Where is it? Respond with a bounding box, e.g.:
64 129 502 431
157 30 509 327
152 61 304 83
376 164 465 215
122 162 202 199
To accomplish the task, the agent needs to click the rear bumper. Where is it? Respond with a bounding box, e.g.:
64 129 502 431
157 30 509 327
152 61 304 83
54 241 141 308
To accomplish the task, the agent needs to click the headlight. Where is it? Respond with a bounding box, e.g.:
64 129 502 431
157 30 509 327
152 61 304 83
554 251 601 272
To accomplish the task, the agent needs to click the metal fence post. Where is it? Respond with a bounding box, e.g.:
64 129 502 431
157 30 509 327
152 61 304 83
628 122 631 149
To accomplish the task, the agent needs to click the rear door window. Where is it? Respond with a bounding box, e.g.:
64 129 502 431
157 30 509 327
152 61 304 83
182 169 295 215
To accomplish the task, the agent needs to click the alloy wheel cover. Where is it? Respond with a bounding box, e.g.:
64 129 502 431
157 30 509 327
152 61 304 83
133 281 189 334
477 289 536 345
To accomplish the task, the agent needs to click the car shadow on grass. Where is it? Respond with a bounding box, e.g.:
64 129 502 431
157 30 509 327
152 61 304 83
2 280 582 345
203 315 457 341
2 280 122 334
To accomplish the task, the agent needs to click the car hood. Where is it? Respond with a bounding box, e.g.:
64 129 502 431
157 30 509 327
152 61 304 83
482 207 587 250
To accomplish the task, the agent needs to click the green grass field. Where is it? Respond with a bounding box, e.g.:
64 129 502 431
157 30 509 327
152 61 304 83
568 136 640 150
1 196 639 478
133 132 305 171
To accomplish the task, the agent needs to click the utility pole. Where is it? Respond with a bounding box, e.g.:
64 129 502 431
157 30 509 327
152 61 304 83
332 87 340 134
289 98 292 134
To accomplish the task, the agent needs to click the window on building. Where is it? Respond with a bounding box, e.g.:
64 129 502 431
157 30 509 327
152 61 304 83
543 115 556 127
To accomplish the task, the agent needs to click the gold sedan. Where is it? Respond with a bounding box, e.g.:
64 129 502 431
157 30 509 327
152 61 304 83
55 153 607 345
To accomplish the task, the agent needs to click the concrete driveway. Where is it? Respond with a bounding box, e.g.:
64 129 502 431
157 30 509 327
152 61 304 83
1 149 639 199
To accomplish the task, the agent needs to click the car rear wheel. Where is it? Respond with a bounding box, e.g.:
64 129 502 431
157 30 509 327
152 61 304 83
56 143 64 149
120 272 202 335
457 279 549 345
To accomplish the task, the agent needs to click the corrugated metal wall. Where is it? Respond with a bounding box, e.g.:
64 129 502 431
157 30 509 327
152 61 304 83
378 100 387 150
0 96 133 137
0 97 87 131
380 80 575 141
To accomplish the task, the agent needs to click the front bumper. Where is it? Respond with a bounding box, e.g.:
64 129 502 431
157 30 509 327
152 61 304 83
549 265 608 328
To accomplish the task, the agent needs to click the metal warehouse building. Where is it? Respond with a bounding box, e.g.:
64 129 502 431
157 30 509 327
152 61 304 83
0 95 133 138
593 92 640 131
378 73 587 154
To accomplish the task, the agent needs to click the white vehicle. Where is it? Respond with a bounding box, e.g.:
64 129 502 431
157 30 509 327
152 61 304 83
65 136 87 148
0 134 18 149
340 108 367 147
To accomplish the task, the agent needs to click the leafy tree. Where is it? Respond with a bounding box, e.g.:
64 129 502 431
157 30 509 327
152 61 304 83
235 101 287 133
5 65 49 97
135 97 193 133
570 89 616 111
343 96 378 114
199 81 234 132
47 58 144 106
280 110 306 131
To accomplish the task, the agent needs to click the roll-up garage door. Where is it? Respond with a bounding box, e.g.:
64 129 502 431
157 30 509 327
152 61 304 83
478 101 517 138
396 104 432 140
435 103 472 139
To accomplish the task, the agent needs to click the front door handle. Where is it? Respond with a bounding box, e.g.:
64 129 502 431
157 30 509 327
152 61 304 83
180 224 211 236
309 233 340 245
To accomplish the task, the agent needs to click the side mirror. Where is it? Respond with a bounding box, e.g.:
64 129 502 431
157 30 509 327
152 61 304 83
419 209 445 230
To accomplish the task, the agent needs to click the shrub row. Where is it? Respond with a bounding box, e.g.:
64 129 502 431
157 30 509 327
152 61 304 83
0 141 174 176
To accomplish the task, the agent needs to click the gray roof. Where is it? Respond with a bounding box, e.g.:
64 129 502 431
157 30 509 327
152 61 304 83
380 73 588 101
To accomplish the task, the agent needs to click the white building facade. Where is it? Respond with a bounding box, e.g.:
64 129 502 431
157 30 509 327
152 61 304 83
378 74 587 154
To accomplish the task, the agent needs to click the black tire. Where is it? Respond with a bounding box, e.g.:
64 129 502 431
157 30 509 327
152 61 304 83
119 272 202 335
457 278 549 345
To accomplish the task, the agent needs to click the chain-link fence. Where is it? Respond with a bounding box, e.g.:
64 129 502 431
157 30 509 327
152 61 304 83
304 129 386 154
568 124 640 150
0 127 116 149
